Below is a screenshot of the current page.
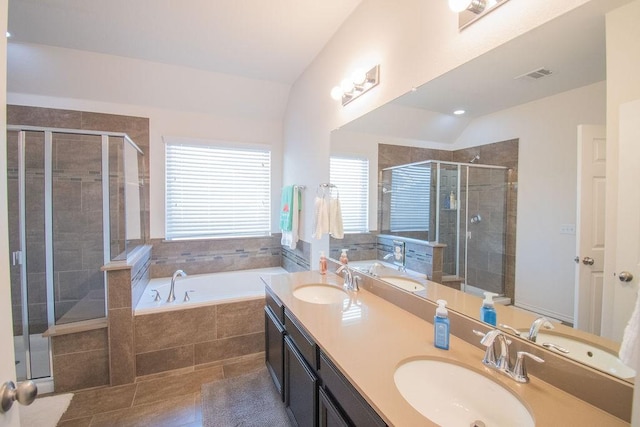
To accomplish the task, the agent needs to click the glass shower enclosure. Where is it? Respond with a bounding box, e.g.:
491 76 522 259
380 160 509 297
7 126 145 387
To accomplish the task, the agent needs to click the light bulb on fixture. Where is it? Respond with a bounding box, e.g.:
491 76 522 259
351 68 367 86
330 86 344 101
340 78 355 93
453 109 466 115
448 0 486 14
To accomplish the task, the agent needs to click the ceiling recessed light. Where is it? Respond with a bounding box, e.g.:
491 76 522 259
453 109 466 115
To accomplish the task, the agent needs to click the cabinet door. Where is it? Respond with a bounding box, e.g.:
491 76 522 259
285 336 318 427
265 306 285 400
319 353 386 427
319 387 349 427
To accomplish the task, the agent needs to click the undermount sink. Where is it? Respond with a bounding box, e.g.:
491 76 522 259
379 276 425 292
293 284 349 304
530 331 636 379
394 359 534 426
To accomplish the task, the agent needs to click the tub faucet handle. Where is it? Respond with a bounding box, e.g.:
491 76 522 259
151 289 161 302
183 291 193 302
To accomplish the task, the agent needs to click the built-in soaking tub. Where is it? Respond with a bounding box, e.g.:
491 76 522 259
133 266 288 377
134 266 288 315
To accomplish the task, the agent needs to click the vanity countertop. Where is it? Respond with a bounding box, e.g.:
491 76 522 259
264 270 628 427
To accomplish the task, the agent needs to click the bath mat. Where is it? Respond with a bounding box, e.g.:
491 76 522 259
19 392 73 427
201 367 292 427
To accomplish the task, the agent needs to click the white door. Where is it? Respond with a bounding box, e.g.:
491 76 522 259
574 125 606 334
605 99 640 342
0 0 20 424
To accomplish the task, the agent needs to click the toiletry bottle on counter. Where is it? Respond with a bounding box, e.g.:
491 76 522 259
319 251 328 275
480 291 498 326
434 299 450 350
340 249 349 264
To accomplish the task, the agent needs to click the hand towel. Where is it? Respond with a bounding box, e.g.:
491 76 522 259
313 195 329 239
329 197 344 239
279 186 294 232
620 290 640 372
282 187 301 249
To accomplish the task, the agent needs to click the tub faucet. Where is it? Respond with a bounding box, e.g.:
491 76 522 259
167 270 187 303
336 265 360 292
527 317 554 342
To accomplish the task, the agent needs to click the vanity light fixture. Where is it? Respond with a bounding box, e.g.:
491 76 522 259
448 0 486 14
5 31 11 38
450 0 509 30
331 64 380 106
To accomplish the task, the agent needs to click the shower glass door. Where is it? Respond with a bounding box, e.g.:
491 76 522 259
8 130 108 382
8 130 51 381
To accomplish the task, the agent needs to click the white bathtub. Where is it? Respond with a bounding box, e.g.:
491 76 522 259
134 266 288 315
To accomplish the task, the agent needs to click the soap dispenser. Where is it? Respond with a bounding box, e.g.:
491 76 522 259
339 249 349 265
434 299 450 350
480 291 498 326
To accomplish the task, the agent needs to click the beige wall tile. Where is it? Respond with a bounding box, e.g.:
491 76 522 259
109 307 135 385
52 328 108 355
194 333 264 365
53 348 109 392
216 299 264 339
135 345 194 377
134 305 217 353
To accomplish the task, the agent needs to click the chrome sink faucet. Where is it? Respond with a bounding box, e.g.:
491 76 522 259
476 329 544 383
527 317 554 342
167 269 187 303
336 265 360 292
383 252 407 272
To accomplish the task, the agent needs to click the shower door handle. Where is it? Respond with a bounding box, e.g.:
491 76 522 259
11 251 23 266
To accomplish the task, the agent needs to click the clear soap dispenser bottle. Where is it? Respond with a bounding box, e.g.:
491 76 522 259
340 249 349 265
480 291 498 326
434 299 450 350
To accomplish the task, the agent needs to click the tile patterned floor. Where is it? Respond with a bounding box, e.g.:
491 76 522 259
55 353 264 427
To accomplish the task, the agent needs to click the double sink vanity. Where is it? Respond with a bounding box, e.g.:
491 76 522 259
262 268 628 426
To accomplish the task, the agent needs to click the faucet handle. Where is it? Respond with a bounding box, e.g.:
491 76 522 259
512 351 544 383
499 323 522 337
352 275 361 292
151 289 161 302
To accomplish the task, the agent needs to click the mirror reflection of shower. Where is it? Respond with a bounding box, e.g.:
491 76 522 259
380 160 508 299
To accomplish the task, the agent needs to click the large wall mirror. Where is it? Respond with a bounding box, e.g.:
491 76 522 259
330 2 636 382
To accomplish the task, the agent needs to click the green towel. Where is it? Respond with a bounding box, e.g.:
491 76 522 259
280 186 294 231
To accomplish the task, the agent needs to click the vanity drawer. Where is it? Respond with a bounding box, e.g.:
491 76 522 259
285 310 318 370
266 286 285 324
319 352 386 427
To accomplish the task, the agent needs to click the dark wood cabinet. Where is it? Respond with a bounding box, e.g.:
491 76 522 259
285 336 318 427
265 306 285 400
319 352 386 427
264 287 386 427
318 387 349 427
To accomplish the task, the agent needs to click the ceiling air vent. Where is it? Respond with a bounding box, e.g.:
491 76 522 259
515 67 553 81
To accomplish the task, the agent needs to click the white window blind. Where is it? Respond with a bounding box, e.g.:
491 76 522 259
330 156 369 233
165 142 271 240
390 165 430 231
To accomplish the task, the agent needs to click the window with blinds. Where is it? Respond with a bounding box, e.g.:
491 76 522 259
165 142 271 240
390 165 430 231
330 156 369 233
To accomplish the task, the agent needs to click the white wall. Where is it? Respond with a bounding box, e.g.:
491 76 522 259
454 81 606 321
283 0 597 266
7 43 289 238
